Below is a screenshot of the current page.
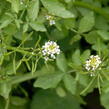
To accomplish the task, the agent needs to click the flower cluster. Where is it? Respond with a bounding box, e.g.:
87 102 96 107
45 15 55 25
85 55 102 76
42 41 60 61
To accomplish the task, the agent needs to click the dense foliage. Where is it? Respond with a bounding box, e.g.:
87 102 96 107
0 0 109 109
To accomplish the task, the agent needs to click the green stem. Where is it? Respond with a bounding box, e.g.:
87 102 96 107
97 38 101 56
101 72 109 80
7 70 70 85
80 75 96 95
97 74 101 94
73 1 109 21
5 46 36 56
8 71 41 85
19 9 26 20
99 73 103 83
5 98 9 109
75 73 79 81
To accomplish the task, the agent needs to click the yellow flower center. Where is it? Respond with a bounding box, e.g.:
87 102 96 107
90 58 97 67
48 45 56 51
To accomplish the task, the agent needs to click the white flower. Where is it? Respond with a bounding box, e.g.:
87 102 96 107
45 15 55 26
42 41 60 61
49 20 55 25
45 15 52 20
85 55 101 76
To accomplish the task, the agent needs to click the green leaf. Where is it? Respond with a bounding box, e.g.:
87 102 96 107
15 19 20 29
0 19 12 29
64 0 71 3
11 0 20 13
41 0 75 18
10 96 28 106
78 74 90 87
23 23 29 33
50 28 68 40
63 74 77 95
29 21 46 32
56 53 68 73
9 96 29 109
77 7 92 16
56 87 66 97
95 16 109 31
84 31 99 44
78 12 95 33
100 92 109 109
72 49 81 66
27 0 39 21
70 35 81 44
62 18 75 30
80 49 90 63
1 62 15 75
0 83 11 99
97 30 109 41
4 23 17 35
34 72 64 89
92 40 107 51
30 89 81 109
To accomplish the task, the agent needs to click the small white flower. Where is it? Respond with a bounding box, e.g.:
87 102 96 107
44 57 49 61
85 55 102 76
45 15 55 26
42 41 60 61
45 15 52 20
49 20 55 25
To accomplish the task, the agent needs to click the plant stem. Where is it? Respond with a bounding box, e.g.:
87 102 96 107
97 74 101 94
101 72 109 80
80 75 96 95
8 71 41 85
5 98 9 109
73 1 109 21
7 70 70 85
6 46 36 56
